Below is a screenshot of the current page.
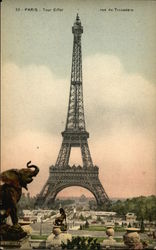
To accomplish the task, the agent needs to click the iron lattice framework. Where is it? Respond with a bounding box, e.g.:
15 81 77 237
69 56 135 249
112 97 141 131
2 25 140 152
36 15 109 208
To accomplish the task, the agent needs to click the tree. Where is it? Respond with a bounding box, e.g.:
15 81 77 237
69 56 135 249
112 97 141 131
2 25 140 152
140 219 145 233
17 193 37 216
97 216 102 223
109 195 156 222
61 237 101 250
128 223 132 228
79 214 85 221
85 220 89 228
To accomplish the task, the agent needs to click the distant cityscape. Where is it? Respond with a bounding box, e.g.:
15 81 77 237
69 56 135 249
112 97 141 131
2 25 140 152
14 193 156 249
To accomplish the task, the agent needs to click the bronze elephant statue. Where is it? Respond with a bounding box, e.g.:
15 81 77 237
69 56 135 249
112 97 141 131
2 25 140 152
0 161 39 225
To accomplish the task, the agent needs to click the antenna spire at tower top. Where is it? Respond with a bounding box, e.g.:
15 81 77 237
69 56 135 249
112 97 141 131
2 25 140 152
76 13 80 21
72 13 83 35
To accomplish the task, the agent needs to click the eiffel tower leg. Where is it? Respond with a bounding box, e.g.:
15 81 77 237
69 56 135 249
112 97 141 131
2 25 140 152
36 180 62 208
81 142 93 167
42 187 57 208
35 182 50 207
92 181 110 205
55 143 71 167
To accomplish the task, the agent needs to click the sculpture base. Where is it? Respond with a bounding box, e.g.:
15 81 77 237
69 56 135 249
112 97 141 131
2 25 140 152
0 223 27 241
0 240 21 249
0 237 30 250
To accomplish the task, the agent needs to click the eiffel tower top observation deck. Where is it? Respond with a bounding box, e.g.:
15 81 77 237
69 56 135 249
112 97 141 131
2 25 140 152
55 14 93 168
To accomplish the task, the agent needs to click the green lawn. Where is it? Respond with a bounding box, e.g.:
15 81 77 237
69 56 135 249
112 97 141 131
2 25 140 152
96 237 123 243
85 226 106 231
82 225 125 232
114 227 126 232
31 234 48 240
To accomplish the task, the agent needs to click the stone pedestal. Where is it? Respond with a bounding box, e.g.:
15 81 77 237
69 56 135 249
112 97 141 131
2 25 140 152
46 226 72 249
123 228 143 249
103 226 116 246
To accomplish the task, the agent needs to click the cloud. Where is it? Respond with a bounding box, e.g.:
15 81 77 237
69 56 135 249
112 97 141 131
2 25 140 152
83 54 156 136
2 63 68 139
1 55 156 197
2 55 156 139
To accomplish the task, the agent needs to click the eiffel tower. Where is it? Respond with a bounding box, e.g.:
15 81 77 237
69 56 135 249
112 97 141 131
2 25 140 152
36 14 109 208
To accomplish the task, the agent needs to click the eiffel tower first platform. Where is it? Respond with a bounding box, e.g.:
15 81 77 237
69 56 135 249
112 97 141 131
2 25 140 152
36 14 110 208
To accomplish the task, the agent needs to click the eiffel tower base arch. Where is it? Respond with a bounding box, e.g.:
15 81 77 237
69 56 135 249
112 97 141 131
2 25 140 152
35 165 109 209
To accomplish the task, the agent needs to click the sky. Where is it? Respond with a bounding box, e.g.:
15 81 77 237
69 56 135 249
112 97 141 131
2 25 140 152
1 0 156 199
